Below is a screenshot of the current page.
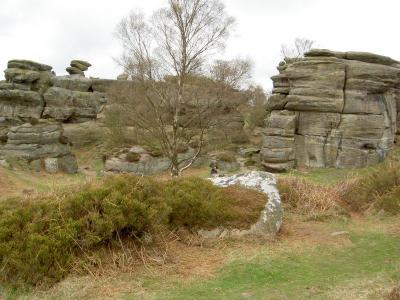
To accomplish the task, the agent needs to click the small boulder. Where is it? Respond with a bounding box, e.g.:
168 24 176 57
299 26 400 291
44 158 59 173
58 154 78 174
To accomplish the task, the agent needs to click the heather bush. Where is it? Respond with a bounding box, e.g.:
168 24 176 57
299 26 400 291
342 162 400 213
0 175 265 286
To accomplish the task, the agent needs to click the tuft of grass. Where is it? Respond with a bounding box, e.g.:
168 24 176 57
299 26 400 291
278 176 347 220
0 175 266 287
375 186 400 215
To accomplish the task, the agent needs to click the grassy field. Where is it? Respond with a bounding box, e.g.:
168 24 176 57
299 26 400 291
0 159 399 299
146 218 400 300
2 216 398 300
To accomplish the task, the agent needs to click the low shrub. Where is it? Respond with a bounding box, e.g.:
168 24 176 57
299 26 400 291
341 162 400 213
165 177 265 229
216 151 237 163
373 185 400 215
0 175 266 287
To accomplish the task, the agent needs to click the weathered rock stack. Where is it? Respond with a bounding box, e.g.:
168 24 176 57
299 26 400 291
262 49 400 171
66 60 91 76
0 59 108 173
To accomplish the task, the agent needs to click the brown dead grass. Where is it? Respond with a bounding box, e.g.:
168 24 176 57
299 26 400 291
0 170 15 198
278 176 349 220
220 185 266 229
23 215 361 300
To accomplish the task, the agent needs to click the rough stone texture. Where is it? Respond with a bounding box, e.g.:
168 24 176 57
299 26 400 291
263 49 400 171
0 120 78 173
0 120 70 158
43 87 106 122
66 67 84 76
104 148 197 175
66 60 92 76
198 171 283 238
44 157 59 173
0 59 110 173
51 75 92 92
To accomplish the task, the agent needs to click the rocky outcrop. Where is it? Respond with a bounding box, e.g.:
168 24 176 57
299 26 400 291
262 50 400 171
0 120 77 173
199 171 283 238
104 146 198 175
0 59 110 173
43 81 106 122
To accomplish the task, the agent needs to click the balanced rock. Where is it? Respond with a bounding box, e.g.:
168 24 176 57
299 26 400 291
71 60 91 69
66 60 92 76
262 49 400 171
66 66 84 76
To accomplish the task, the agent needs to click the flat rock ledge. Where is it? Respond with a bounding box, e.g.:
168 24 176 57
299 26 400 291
198 171 283 239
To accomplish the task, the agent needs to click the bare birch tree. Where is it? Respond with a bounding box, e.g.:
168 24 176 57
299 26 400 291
210 58 253 89
113 0 235 176
281 37 315 60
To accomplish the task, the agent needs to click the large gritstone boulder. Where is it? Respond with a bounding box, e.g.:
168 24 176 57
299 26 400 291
199 171 283 238
43 86 106 122
0 120 78 173
262 49 400 171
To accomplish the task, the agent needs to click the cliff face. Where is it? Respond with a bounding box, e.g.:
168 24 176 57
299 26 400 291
262 49 400 171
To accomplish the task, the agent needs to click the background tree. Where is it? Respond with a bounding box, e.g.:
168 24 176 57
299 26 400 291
243 85 269 130
210 58 253 89
281 37 315 60
112 0 235 176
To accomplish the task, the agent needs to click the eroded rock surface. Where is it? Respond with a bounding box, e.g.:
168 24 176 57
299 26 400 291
104 147 198 175
0 120 78 173
263 49 400 171
199 171 283 238
0 59 110 173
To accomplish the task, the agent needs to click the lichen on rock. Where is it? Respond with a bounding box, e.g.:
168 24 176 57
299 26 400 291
198 171 283 238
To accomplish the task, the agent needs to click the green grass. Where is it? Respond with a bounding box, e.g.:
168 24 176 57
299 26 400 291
282 167 369 186
144 227 400 299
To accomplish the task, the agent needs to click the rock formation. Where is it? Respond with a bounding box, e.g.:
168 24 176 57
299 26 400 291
262 49 400 171
199 171 283 238
66 60 91 76
0 59 108 173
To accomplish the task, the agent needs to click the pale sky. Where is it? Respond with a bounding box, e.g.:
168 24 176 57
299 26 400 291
1 0 400 89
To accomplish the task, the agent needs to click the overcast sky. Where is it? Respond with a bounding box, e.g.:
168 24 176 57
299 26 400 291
1 0 400 89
